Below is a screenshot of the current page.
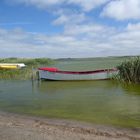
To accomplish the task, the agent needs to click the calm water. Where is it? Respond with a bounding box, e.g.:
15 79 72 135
0 59 140 128
0 80 140 128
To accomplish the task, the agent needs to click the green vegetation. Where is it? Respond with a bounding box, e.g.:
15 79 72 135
116 57 140 84
0 58 54 80
1 56 140 82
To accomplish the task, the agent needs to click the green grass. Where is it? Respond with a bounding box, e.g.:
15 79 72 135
0 58 54 80
116 57 140 84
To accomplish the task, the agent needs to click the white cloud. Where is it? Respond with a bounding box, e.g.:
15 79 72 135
1 0 140 58
7 0 140 21
7 0 109 11
64 23 114 37
53 13 86 25
68 0 109 11
126 23 140 31
102 0 140 20
0 21 140 58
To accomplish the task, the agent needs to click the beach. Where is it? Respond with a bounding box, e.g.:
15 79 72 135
0 111 139 140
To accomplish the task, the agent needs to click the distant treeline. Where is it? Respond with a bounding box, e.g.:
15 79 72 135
55 56 139 62
0 58 54 80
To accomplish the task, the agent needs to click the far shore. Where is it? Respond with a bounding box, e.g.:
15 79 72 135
0 111 140 140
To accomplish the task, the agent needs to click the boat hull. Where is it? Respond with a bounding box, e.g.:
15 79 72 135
38 69 118 81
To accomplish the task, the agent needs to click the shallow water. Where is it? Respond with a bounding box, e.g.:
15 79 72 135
0 80 140 128
0 58 140 128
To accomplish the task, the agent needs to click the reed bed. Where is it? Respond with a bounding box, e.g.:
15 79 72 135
116 57 140 84
0 58 54 80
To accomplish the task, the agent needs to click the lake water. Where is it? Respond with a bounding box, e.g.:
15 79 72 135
0 58 140 128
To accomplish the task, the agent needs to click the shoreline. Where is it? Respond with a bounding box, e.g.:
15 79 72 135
0 111 140 140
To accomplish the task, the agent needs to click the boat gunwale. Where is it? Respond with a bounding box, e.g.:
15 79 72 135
39 68 118 75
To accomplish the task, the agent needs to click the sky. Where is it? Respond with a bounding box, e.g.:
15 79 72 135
0 0 140 58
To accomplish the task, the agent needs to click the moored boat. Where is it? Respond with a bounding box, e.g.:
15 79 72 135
38 67 118 81
0 63 26 70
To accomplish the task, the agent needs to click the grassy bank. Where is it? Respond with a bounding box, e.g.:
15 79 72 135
0 58 54 80
116 57 140 84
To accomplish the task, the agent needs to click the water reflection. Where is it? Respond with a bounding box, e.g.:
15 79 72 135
120 83 140 96
38 80 120 94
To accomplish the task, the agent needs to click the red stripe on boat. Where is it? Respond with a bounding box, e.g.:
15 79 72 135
39 67 118 75
39 67 58 72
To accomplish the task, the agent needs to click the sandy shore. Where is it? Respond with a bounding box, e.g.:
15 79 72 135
0 111 139 140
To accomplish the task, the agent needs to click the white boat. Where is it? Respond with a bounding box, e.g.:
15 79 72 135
38 67 118 81
0 63 26 69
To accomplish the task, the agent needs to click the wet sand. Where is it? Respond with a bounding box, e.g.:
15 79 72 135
0 111 140 140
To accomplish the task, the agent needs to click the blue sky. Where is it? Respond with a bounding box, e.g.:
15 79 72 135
0 0 140 58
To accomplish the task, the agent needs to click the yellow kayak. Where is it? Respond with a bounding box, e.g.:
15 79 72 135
0 65 18 69
0 63 25 70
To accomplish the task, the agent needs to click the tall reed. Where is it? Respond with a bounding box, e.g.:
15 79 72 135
117 57 140 83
